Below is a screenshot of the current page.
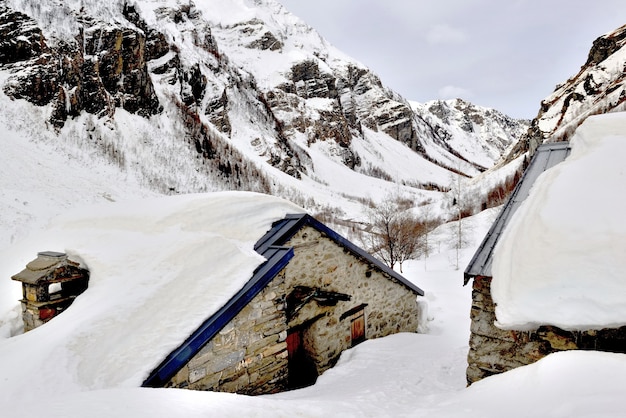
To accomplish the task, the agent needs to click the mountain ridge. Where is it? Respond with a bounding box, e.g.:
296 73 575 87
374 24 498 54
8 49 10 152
0 0 528 235
505 23 626 161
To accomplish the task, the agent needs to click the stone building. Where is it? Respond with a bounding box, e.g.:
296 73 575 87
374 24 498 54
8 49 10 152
12 251 89 332
464 141 626 385
143 213 424 394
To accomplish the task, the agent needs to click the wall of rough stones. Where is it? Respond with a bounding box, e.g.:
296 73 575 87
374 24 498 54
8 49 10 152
167 223 421 394
167 271 289 395
283 225 420 375
467 275 626 384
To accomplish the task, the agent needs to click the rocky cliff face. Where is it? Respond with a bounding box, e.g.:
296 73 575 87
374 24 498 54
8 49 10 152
1 3 162 128
0 0 527 217
413 98 528 170
507 24 626 160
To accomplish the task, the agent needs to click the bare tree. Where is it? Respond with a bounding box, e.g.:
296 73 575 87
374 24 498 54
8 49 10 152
365 195 432 273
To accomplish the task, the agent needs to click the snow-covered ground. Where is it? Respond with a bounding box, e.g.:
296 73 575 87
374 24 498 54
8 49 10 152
1 196 626 417
1 40 625 414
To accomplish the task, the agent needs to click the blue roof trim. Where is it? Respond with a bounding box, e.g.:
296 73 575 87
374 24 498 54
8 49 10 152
257 213 424 296
254 215 306 254
142 245 293 388
464 142 572 284
144 211 424 388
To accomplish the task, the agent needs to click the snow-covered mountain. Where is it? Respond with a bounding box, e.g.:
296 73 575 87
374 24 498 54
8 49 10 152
412 98 527 171
506 23 626 160
0 0 527 235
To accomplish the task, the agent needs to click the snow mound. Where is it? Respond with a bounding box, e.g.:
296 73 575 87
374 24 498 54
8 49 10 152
0 191 304 404
492 112 626 330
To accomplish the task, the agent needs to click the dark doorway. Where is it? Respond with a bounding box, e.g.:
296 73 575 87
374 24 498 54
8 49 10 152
286 328 318 389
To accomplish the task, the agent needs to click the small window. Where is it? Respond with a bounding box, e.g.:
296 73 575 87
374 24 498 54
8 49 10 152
48 282 63 300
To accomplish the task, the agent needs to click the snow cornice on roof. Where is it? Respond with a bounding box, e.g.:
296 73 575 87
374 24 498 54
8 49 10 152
143 244 294 388
464 142 572 284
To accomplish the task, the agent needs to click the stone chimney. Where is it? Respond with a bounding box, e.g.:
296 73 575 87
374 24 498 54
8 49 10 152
11 251 89 332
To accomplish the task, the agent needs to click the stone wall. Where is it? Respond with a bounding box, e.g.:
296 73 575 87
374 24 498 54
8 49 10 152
284 225 420 374
167 271 289 395
467 275 626 384
166 224 421 394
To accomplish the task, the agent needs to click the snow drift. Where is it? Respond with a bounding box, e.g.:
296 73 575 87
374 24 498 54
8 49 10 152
0 191 303 404
492 112 626 330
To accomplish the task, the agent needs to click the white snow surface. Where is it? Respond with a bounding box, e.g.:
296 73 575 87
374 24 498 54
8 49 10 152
0 1 624 414
0 191 304 403
1 191 626 416
492 112 626 330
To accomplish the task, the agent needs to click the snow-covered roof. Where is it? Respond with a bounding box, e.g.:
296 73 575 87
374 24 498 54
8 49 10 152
0 190 422 397
145 211 423 387
490 112 626 331
464 141 571 283
0 191 305 400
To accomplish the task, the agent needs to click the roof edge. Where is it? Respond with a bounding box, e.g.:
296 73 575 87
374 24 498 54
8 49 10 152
464 141 572 284
301 215 425 296
142 245 294 388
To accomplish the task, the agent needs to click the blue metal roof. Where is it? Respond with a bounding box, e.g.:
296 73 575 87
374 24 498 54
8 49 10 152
256 213 424 296
144 212 423 388
464 142 571 284
143 245 293 388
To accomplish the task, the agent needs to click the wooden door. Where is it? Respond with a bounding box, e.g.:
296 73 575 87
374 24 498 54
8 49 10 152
286 329 302 361
351 310 366 346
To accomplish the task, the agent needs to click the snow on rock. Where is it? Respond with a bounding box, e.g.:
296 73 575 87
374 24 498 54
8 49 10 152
492 112 626 330
0 191 304 404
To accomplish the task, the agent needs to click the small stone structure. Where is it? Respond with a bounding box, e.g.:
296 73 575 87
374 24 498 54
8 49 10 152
151 214 424 394
283 225 420 377
11 251 89 332
467 276 626 383
465 142 626 384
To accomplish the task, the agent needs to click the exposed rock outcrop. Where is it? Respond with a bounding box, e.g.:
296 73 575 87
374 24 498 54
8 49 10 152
505 23 626 161
1 3 162 128
0 0 528 205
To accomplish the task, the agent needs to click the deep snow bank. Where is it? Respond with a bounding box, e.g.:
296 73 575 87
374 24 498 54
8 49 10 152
492 112 626 330
0 191 303 403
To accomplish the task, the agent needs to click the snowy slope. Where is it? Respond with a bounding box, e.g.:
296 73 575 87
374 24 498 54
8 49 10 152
0 192 303 403
0 0 526 227
0 1 625 416
0 77 157 249
536 24 626 143
412 98 528 169
503 23 626 162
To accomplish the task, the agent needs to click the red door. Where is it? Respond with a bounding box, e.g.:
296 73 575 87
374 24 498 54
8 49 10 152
351 310 365 346
286 329 302 361
286 329 318 389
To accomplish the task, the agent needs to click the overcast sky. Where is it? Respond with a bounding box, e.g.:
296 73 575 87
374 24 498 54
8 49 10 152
278 1 626 119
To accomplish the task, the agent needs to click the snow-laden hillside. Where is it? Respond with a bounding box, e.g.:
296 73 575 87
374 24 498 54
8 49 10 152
0 0 527 228
412 98 528 169
535 24 626 143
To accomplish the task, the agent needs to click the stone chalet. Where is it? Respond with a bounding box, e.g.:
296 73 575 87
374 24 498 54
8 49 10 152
7 195 424 397
464 142 626 385
126 212 423 394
